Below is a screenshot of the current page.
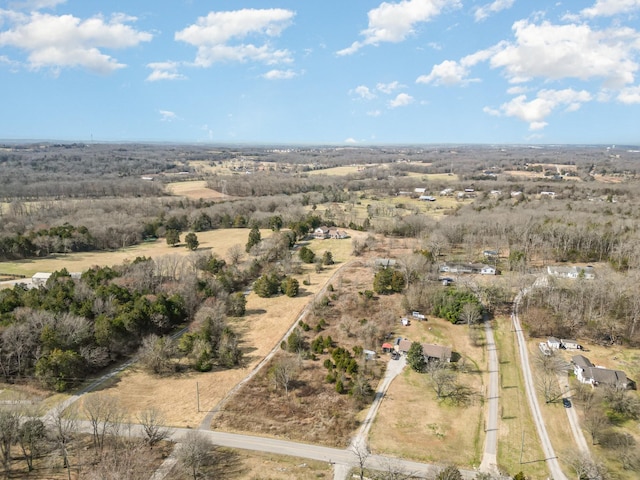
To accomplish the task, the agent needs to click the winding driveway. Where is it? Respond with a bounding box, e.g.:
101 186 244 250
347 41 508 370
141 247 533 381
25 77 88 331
512 288 567 480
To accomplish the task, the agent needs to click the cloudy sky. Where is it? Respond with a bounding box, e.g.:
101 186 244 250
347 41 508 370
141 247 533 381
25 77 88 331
1 0 639 144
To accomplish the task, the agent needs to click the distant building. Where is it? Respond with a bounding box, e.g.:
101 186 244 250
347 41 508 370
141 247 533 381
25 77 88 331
547 265 595 280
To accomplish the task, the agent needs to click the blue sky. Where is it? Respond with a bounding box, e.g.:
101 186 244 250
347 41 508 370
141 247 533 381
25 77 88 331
1 0 639 145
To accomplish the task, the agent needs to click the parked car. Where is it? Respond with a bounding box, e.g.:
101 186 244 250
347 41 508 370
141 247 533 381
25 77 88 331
391 351 400 360
562 398 572 408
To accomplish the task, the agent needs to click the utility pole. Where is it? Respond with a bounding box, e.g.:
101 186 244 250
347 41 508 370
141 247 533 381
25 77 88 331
196 382 200 412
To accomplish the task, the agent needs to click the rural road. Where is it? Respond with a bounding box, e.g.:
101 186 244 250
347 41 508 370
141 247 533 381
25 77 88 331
480 319 500 475
558 371 590 454
513 287 568 480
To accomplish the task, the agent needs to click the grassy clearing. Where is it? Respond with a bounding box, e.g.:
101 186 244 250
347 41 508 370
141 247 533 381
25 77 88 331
368 317 486 468
493 317 548 479
165 180 226 200
307 165 366 176
0 228 271 277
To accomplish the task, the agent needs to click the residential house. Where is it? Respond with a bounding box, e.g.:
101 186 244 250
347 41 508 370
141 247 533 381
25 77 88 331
421 343 452 363
572 355 629 388
561 339 582 350
396 339 413 354
375 258 397 269
31 272 52 287
419 195 436 201
547 265 595 280
414 187 427 194
313 226 330 239
480 266 497 275
328 228 348 239
547 337 562 350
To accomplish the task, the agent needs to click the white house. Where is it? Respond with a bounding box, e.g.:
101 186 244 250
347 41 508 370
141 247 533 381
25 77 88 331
572 355 628 388
561 339 582 350
547 337 562 350
547 265 595 280
313 226 330 239
31 272 52 287
418 195 436 201
414 187 427 194
480 266 497 275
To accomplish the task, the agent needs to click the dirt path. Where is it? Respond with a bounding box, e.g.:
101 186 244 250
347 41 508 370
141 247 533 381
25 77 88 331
480 319 500 475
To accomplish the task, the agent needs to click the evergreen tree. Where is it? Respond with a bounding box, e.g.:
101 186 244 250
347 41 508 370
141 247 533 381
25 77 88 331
407 342 426 372
184 232 199 250
246 226 261 253
166 229 180 247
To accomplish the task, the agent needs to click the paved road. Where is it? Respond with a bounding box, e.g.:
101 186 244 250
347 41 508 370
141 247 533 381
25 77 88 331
513 288 567 480
480 320 500 475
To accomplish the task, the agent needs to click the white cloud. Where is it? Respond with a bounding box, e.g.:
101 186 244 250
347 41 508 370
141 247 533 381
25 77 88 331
344 137 358 144
175 8 294 67
388 92 414 107
159 110 178 122
351 85 376 99
491 88 592 129
262 69 297 80
376 81 402 93
617 85 640 103
367 110 382 117
474 0 514 22
489 20 640 88
0 11 152 74
416 59 472 85
146 61 186 82
581 0 640 18
337 0 461 55
507 85 529 95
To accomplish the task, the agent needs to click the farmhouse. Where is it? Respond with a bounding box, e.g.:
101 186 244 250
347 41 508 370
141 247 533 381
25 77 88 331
547 265 595 279
421 343 452 363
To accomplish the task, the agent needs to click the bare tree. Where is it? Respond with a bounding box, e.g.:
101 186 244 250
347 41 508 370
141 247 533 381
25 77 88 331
351 441 370 480
0 410 19 476
177 430 214 480
138 334 177 375
48 403 78 480
459 303 482 326
83 393 121 453
567 453 609 480
269 354 301 397
537 372 563 404
428 363 456 400
137 408 170 446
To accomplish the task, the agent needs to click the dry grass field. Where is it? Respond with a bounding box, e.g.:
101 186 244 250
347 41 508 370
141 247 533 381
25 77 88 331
165 180 227 200
367 317 486 468
0 228 272 278
307 165 367 176
81 231 365 428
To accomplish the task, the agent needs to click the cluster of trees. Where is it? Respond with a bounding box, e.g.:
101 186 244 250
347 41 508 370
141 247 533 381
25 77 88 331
0 266 188 390
521 272 640 346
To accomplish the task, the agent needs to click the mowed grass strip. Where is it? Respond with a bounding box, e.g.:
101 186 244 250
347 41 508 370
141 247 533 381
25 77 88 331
368 317 485 467
493 316 548 479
